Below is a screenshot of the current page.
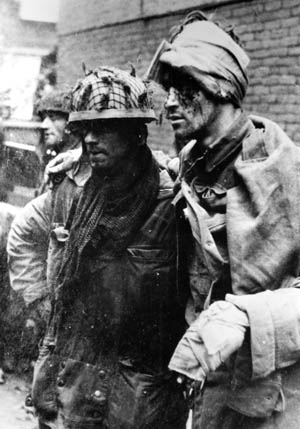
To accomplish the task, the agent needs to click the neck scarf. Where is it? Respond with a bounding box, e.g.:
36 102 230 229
57 145 159 300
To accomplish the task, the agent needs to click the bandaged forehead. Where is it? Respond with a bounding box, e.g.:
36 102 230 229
147 20 250 106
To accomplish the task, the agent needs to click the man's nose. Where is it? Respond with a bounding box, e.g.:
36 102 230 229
41 116 52 129
164 87 180 110
84 131 98 145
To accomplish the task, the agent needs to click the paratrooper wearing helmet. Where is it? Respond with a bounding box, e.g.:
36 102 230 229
9 66 188 429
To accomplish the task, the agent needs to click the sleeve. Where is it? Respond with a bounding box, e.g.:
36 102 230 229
226 284 300 380
7 191 53 306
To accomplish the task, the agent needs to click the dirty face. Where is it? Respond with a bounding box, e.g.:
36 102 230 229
163 71 219 150
41 111 68 149
83 121 133 175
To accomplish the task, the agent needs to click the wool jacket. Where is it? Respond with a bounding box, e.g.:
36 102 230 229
8 158 188 429
172 115 300 427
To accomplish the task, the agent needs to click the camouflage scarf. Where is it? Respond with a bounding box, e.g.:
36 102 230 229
57 145 159 301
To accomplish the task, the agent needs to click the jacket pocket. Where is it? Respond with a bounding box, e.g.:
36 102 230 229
56 358 113 428
125 246 176 309
127 246 175 262
108 363 188 428
124 247 178 354
227 372 283 418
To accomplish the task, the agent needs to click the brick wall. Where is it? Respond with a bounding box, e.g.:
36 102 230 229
57 0 300 154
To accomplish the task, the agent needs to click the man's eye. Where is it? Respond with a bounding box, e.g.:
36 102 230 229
48 113 57 121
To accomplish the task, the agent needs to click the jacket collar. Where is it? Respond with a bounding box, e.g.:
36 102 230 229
179 112 253 181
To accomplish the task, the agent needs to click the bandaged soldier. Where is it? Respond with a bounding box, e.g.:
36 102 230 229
146 11 300 429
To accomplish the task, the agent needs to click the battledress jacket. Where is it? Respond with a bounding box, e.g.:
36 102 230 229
173 115 300 428
7 163 188 429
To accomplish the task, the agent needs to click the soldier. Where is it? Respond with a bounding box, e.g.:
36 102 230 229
30 13 300 428
35 89 81 193
8 66 188 428
146 11 300 429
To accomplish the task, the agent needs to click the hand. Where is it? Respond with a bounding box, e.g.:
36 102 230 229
152 150 172 170
44 148 82 187
176 374 205 408
169 301 249 380
167 157 180 180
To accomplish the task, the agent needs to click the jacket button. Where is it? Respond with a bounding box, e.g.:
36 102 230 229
25 394 33 407
93 391 106 405
142 389 148 396
57 378 65 387
99 370 106 379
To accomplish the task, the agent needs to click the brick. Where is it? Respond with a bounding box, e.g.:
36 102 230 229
268 47 289 57
280 75 297 85
271 103 298 113
254 28 295 41
264 94 279 103
245 40 262 51
291 5 300 16
289 46 300 55
264 75 281 85
281 17 300 27
250 50 269 59
293 133 300 143
270 28 290 39
250 22 265 32
279 94 299 103
265 1 282 11
241 33 254 42
264 20 282 30
284 0 300 8
252 85 270 95
286 124 300 133
280 114 299 123
254 66 270 76
244 95 261 104
262 8 291 21
232 5 258 18
277 36 299 47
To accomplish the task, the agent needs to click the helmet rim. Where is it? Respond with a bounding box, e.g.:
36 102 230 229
69 108 156 123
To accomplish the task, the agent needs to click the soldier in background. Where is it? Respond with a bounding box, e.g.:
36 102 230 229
35 89 81 194
0 90 80 382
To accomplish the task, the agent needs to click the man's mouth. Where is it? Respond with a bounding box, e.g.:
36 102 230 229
89 149 108 156
167 113 183 120
89 150 109 162
168 115 185 127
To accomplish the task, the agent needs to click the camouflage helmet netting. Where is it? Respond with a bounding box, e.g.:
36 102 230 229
69 66 156 122
36 89 72 116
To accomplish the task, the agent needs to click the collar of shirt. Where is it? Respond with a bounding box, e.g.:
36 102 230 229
181 112 254 182
66 158 92 187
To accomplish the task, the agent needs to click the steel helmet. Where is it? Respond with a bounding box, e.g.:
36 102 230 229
36 89 72 118
69 66 156 123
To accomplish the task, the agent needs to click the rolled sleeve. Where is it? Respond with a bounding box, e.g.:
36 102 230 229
226 286 300 379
